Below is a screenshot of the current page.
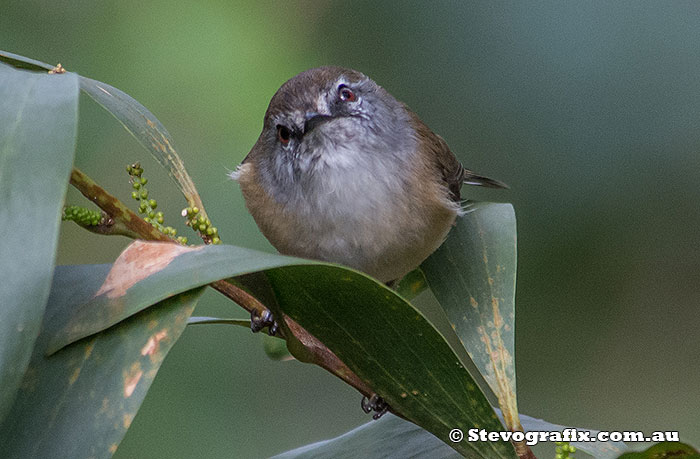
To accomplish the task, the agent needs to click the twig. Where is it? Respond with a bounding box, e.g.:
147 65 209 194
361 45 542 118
210 279 269 320
70 168 172 242
70 212 142 239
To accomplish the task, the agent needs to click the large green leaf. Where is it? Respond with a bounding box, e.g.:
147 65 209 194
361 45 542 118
0 264 204 459
272 411 630 459
46 241 314 355
421 203 521 431
266 266 516 458
0 62 79 423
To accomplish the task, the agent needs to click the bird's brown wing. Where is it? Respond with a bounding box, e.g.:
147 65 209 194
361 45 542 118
408 108 507 203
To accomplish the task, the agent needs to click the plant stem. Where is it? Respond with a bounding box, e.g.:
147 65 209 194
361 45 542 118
210 279 270 322
69 212 143 239
70 168 172 242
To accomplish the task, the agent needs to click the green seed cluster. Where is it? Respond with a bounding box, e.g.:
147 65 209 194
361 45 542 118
127 163 188 245
182 206 220 244
62 205 102 226
555 441 576 459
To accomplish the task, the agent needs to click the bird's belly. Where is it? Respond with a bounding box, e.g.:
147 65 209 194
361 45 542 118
237 161 458 282
267 190 456 282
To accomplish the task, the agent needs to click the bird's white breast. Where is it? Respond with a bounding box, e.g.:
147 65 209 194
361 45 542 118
235 138 458 282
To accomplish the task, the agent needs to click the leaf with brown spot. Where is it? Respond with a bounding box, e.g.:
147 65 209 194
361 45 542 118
122 362 143 398
46 242 316 355
0 265 204 459
421 203 523 436
94 240 202 298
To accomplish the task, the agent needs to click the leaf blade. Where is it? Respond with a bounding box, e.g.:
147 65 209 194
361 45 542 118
0 62 79 423
267 265 517 458
422 203 521 431
46 241 314 355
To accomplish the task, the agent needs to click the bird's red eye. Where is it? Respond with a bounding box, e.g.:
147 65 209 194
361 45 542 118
277 125 291 144
338 84 356 102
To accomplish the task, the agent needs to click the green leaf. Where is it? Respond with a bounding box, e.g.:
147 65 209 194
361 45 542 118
618 442 699 458
421 203 522 431
272 411 630 459
266 265 517 458
0 50 54 72
0 265 204 459
46 241 314 355
0 62 79 423
77 75 206 215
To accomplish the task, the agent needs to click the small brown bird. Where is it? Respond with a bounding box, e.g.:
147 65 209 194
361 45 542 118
232 67 505 284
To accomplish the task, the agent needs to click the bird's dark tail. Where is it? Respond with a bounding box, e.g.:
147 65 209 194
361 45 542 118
463 170 509 189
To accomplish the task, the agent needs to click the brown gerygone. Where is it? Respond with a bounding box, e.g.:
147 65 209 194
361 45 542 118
232 67 505 284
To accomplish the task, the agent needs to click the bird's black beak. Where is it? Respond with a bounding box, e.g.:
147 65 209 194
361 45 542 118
304 112 334 134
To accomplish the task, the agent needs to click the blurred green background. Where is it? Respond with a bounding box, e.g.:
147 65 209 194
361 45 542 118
3 1 699 457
